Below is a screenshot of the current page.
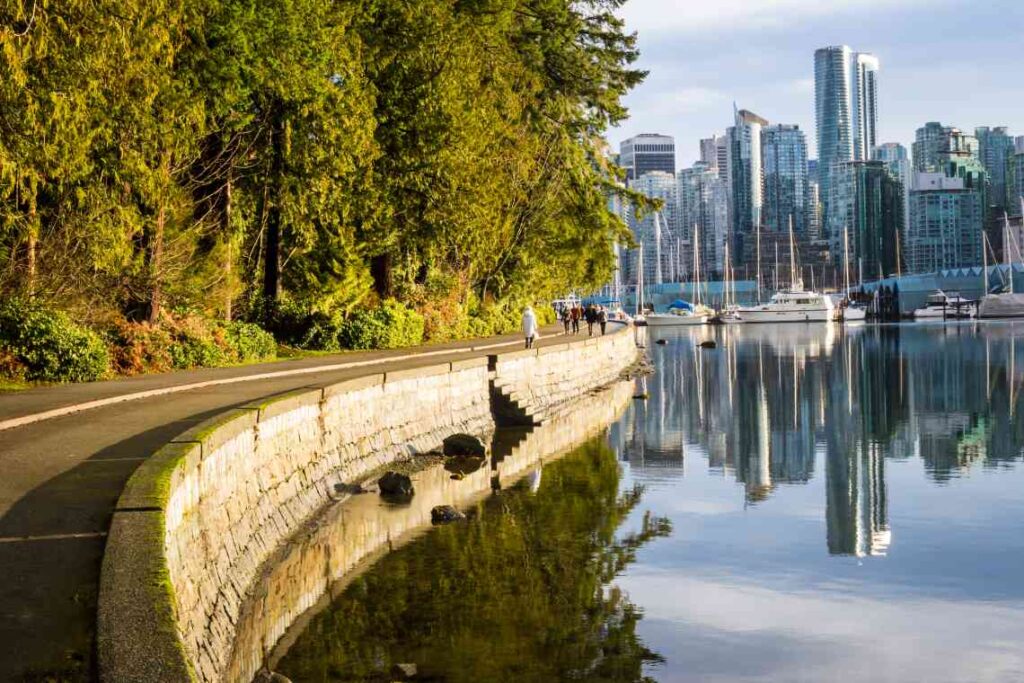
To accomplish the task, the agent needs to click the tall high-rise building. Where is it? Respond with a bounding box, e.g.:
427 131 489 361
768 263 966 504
815 45 853 226
727 108 768 263
619 134 676 183
905 173 983 274
873 143 912 233
912 123 979 173
678 162 730 278
976 126 1014 213
1011 139 1024 217
827 161 905 280
852 53 880 161
762 124 809 235
626 171 679 287
815 46 880 233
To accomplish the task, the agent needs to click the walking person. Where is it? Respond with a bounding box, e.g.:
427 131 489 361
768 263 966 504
570 304 581 335
598 305 608 335
561 306 572 334
584 304 597 336
522 306 538 349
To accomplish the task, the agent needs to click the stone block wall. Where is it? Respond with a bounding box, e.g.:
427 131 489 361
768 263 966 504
99 324 638 683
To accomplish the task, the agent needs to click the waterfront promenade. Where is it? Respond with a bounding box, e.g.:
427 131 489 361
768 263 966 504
0 326 572 681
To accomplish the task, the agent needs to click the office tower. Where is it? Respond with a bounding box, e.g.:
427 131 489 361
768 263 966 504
976 127 1014 212
627 171 679 286
619 134 676 183
678 162 730 278
762 124 809 234
815 45 853 228
851 53 880 161
807 181 822 240
1009 140 1024 217
905 173 983 274
827 160 905 280
699 136 718 169
873 142 912 233
912 123 979 173
727 108 768 263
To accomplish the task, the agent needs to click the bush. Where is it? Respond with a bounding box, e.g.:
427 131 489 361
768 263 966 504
0 298 110 382
224 321 277 362
340 299 425 350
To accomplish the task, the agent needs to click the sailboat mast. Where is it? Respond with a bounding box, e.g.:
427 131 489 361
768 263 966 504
843 225 851 295
983 230 989 295
789 215 797 289
1006 212 1013 293
693 224 701 305
756 221 762 303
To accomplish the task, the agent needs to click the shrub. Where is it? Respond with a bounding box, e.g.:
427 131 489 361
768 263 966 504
109 321 175 375
340 299 425 350
0 298 110 382
224 321 277 362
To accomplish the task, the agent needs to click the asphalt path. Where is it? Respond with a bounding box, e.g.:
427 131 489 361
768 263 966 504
0 325 585 681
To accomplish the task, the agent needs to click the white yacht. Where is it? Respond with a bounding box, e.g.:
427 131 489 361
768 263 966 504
736 222 834 323
737 286 834 323
914 290 974 319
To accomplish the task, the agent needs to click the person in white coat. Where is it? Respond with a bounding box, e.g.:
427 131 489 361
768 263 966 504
522 306 538 349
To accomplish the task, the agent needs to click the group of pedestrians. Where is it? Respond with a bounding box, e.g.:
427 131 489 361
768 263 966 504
522 302 611 350
560 303 607 337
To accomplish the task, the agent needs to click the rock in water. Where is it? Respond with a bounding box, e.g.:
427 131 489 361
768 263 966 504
655 338 668 345
442 433 487 456
699 340 717 349
378 471 414 497
391 662 418 678
431 505 466 524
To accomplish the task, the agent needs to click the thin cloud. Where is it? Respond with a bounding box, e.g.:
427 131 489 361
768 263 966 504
619 0 934 35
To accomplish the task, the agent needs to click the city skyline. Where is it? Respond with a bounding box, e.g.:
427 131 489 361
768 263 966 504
611 0 1024 168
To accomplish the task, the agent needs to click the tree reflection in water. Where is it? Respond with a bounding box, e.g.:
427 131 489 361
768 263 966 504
277 439 671 683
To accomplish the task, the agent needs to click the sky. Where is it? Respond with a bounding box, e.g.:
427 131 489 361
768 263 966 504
610 0 1024 169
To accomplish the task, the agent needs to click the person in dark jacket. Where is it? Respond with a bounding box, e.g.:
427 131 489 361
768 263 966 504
561 306 572 333
597 306 608 335
584 304 597 336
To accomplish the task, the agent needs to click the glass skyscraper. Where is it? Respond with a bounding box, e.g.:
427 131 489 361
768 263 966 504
912 123 979 173
727 108 767 264
827 161 905 281
762 124 809 235
678 162 730 278
815 45 879 233
626 171 679 287
976 126 1014 212
873 142 912 235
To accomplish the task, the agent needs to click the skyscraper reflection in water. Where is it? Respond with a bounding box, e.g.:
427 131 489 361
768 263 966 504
631 322 1024 557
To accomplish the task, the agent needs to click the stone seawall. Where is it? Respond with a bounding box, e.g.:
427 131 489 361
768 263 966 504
98 324 637 683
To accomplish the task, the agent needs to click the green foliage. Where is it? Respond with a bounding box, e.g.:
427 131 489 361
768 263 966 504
224 321 276 363
340 300 424 350
0 298 110 382
277 439 671 682
0 0 644 374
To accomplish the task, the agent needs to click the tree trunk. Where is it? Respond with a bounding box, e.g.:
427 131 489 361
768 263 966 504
223 174 233 321
371 253 391 299
147 203 166 323
263 106 284 304
25 179 38 297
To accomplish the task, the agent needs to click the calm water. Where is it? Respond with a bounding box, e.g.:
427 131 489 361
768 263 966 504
278 322 1024 683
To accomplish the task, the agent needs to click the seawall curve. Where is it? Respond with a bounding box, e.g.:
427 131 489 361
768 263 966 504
97 323 638 682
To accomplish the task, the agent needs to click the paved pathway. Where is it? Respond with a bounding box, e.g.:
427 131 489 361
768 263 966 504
0 326 586 681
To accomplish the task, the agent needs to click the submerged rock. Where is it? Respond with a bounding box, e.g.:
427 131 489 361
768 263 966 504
378 471 414 497
444 454 486 477
390 662 418 679
442 433 487 457
431 505 466 524
699 340 717 349
334 482 366 495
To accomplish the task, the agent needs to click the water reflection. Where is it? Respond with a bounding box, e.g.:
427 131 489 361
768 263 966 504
633 322 1024 557
276 441 671 682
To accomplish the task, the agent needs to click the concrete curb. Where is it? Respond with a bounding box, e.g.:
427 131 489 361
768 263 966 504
0 334 565 434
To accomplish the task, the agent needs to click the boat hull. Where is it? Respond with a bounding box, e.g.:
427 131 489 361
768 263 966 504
736 308 832 324
978 293 1024 319
646 314 708 327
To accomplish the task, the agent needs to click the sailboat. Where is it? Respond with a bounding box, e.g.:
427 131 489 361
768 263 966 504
718 239 744 324
978 210 1024 319
633 241 647 326
839 225 866 322
736 218 834 323
647 224 710 327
